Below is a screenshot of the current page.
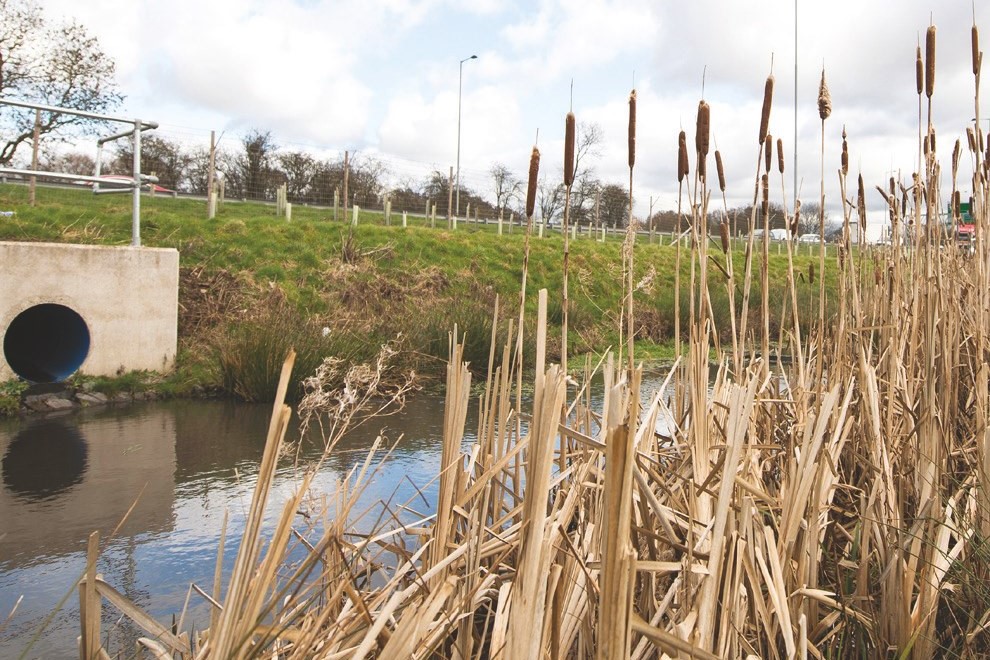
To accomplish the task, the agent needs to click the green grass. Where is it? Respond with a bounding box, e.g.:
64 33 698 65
0 182 848 403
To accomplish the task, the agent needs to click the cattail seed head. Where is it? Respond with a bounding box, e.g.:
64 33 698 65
968 126 977 153
526 146 540 218
926 25 936 99
857 173 866 223
924 134 930 156
677 130 689 183
791 199 801 236
916 45 924 96
696 100 710 157
759 75 774 144
715 150 725 192
973 25 981 76
808 262 815 285
628 89 636 169
818 69 832 120
764 133 773 173
564 112 576 187
953 190 961 217
929 127 936 153
777 137 784 174
953 138 961 179
889 176 896 196
696 100 710 180
720 221 729 253
841 137 849 175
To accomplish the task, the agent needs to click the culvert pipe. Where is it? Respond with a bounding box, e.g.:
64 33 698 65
3 304 91 383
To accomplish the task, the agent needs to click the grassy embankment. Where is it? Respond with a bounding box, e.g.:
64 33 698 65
0 181 838 406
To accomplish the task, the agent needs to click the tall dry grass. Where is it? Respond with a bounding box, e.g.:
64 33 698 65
72 19 990 659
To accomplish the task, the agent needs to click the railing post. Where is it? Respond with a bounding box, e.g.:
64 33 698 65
132 120 141 247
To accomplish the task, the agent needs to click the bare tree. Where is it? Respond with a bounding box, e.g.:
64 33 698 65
599 183 631 228
537 174 565 223
277 151 316 200
489 162 521 215
38 149 94 175
112 135 189 191
0 0 123 165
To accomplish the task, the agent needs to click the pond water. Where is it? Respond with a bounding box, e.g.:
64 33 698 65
0 367 682 658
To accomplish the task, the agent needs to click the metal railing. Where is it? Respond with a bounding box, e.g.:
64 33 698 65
0 97 158 246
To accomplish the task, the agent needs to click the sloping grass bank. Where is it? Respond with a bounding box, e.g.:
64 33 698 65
0 182 840 404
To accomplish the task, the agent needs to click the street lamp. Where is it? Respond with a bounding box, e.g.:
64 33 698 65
456 54 478 218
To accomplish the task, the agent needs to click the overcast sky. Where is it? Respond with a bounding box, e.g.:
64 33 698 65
34 0 990 219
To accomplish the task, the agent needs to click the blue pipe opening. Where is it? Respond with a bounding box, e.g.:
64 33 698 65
3 304 91 383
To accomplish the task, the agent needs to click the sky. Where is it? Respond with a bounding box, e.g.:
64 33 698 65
31 0 990 223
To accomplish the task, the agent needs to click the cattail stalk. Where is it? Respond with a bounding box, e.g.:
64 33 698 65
516 145 540 417
562 113 575 374
623 90 636 373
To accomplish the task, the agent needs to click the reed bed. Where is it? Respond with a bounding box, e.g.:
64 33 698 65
72 19 990 659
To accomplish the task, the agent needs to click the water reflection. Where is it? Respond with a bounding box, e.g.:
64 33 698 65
0 367 684 658
2 418 88 501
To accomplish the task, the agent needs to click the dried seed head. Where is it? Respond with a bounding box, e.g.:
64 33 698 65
764 133 773 173
818 69 832 120
628 89 636 169
890 176 896 196
526 146 540 218
696 100 710 157
695 101 710 180
808 262 815 285
678 130 689 182
791 199 801 236
715 149 725 192
929 127 936 153
953 190 961 217
841 136 849 175
916 45 924 96
974 24 981 76
759 75 774 144
777 137 784 174
968 126 977 153
857 173 866 223
926 25 936 99
953 138 961 179
719 221 729 253
564 112 575 187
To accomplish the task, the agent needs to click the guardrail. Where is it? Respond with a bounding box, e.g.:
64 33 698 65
0 98 158 246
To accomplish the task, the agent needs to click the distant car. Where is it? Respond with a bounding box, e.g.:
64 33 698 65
798 233 820 243
95 175 176 195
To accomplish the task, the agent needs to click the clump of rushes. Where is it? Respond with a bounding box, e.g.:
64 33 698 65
526 146 540 218
628 90 636 168
696 100 710 179
759 74 774 144
926 24 936 99
764 134 773 173
678 131 689 182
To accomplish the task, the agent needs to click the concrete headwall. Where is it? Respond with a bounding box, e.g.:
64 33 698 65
0 241 179 381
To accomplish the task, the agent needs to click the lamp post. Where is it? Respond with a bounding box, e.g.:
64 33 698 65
456 54 477 218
